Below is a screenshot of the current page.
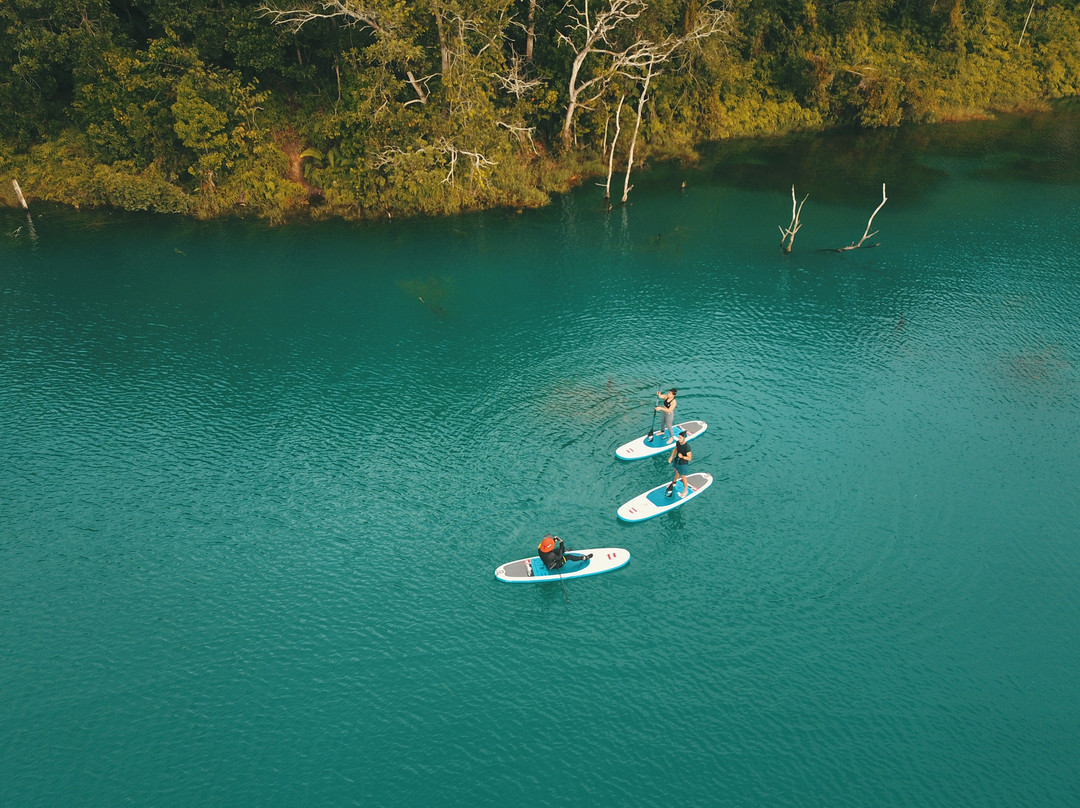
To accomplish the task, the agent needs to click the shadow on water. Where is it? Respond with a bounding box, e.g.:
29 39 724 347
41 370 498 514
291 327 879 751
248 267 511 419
638 101 1080 208
1000 344 1074 389
542 377 651 427
399 274 454 316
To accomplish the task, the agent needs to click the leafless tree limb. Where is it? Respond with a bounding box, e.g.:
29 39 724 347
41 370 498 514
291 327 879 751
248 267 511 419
492 51 545 99
259 1 392 35
260 1 431 105
601 94 626 201
376 140 496 188
622 59 655 203
825 183 888 252
1018 0 1036 46
779 185 808 253
557 0 729 147
498 121 540 155
557 0 647 145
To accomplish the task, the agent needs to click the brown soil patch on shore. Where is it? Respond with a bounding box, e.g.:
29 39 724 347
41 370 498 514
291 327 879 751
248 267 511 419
275 129 321 198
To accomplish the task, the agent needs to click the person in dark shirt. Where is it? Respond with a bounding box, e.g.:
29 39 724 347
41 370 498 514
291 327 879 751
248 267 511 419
666 430 693 497
537 536 589 570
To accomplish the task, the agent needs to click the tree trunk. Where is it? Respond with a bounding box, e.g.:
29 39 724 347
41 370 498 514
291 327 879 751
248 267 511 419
561 48 589 145
605 95 626 201
12 179 28 210
406 71 429 105
526 0 536 62
622 62 654 203
434 8 450 75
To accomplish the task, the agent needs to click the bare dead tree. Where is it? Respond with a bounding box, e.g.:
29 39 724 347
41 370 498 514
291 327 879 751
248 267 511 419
12 179 28 210
497 120 540 155
621 60 655 203
1018 0 1036 46
373 145 409 168
613 6 728 200
557 0 648 146
438 141 497 187
492 51 544 99
600 93 626 201
10 180 36 242
376 140 496 188
779 185 808 253
526 0 537 62
826 183 888 252
556 0 730 148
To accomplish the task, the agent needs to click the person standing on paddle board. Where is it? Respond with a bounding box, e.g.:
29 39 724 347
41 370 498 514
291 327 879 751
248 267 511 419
538 536 588 570
654 388 677 443
667 430 692 497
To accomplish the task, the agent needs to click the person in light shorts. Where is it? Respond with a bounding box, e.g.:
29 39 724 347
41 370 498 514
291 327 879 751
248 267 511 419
654 387 677 443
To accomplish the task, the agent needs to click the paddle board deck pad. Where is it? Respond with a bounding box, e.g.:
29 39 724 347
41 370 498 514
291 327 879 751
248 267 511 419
615 420 708 460
617 472 713 522
495 548 630 583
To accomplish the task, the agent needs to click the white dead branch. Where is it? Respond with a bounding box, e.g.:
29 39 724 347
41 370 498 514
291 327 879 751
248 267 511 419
779 185 808 253
497 121 540 155
600 94 626 201
829 183 887 251
492 52 545 99
260 1 431 105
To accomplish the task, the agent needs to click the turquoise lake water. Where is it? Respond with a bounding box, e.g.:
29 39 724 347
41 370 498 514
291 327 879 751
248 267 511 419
2 108 1079 806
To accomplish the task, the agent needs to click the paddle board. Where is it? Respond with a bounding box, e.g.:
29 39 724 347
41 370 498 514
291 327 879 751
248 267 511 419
616 472 713 522
495 548 630 583
615 420 708 460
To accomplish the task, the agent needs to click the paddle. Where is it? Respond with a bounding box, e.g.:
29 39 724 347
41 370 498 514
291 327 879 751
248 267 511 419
646 390 659 441
554 541 593 601
555 537 570 602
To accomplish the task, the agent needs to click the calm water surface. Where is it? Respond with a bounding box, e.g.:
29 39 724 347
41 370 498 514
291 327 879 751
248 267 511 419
2 109 1079 806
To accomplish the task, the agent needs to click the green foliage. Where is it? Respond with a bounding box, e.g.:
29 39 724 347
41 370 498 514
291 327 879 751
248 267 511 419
1 0 1079 221
1030 6 1080 98
716 90 824 136
88 161 194 213
6 131 191 213
0 0 127 145
75 45 182 170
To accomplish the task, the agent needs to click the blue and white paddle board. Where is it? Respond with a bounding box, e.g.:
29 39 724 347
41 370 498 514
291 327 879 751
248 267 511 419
615 420 708 460
617 472 713 522
495 548 630 583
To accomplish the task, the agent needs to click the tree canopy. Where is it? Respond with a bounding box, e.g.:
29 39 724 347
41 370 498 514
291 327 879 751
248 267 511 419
2 0 1078 220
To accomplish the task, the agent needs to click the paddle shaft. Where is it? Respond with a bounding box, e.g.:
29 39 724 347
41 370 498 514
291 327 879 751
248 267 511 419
647 388 660 437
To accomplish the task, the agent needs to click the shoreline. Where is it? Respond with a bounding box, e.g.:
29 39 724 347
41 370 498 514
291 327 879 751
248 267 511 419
2 99 1076 226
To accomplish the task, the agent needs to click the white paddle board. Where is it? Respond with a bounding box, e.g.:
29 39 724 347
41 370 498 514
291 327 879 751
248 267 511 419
616 472 713 522
495 548 630 582
615 420 708 460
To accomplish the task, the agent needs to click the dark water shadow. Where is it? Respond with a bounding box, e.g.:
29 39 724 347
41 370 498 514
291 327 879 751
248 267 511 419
636 102 1080 209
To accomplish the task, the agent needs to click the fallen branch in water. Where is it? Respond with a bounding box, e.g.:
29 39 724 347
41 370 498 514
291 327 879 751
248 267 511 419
779 185 808 253
822 183 887 252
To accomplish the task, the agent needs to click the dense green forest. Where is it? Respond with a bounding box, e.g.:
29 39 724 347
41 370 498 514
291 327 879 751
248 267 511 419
2 0 1078 221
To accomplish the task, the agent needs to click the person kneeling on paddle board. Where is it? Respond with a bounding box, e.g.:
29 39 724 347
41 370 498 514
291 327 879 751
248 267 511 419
538 536 589 570
667 431 692 498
